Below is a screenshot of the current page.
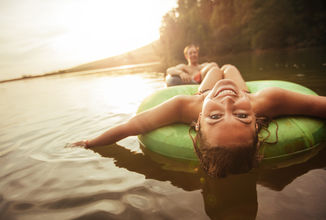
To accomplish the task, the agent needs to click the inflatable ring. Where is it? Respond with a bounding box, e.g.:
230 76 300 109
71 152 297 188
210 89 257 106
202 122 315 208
137 81 326 168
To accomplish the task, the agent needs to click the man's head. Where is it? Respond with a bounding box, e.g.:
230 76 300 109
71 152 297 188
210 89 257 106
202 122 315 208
184 44 199 66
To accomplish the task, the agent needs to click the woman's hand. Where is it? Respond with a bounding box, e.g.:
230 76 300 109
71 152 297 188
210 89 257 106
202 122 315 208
65 140 89 148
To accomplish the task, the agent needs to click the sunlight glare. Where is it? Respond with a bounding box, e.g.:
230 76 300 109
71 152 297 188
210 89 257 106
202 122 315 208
51 0 172 62
0 0 176 79
86 74 158 115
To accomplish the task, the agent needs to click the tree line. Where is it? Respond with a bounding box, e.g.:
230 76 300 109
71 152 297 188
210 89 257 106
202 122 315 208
159 0 326 66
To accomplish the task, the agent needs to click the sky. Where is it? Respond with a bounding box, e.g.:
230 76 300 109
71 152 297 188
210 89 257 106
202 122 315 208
0 0 177 80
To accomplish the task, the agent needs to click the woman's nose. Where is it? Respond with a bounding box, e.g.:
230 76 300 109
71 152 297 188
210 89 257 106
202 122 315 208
222 96 235 104
222 96 235 110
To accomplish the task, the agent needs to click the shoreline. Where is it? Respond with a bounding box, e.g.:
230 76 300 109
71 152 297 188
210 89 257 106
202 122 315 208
0 61 161 84
2 46 324 84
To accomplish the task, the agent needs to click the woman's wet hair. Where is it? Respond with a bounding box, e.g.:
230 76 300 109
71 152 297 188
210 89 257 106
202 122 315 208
189 116 273 178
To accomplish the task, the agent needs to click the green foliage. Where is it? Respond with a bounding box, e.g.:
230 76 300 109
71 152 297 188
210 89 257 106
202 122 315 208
159 0 326 66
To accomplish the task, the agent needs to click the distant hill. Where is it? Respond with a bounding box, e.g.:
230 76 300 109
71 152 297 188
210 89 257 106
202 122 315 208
67 40 161 73
0 41 162 84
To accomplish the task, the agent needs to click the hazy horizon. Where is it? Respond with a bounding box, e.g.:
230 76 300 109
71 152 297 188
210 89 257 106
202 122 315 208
0 0 176 81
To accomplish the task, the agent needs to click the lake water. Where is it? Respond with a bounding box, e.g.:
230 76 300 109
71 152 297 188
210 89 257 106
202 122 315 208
1 49 326 220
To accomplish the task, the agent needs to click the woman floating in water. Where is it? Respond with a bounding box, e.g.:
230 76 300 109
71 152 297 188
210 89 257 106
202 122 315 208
71 64 326 177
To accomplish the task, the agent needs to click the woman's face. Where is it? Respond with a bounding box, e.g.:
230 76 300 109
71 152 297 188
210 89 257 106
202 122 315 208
200 79 256 147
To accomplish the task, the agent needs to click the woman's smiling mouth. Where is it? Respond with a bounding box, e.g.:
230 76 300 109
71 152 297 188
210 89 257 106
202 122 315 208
215 89 237 97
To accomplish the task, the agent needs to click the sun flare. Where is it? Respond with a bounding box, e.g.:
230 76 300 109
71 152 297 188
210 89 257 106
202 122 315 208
51 0 175 63
0 0 176 79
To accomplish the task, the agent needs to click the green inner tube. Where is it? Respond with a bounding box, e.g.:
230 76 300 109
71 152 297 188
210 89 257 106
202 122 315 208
137 80 326 168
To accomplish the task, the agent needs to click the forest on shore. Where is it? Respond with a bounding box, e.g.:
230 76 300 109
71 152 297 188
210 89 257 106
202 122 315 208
36 0 326 77
159 0 326 66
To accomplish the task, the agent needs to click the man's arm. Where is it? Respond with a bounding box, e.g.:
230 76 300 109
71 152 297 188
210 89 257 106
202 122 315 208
166 64 192 83
71 95 194 148
166 64 188 76
198 62 211 70
255 87 326 118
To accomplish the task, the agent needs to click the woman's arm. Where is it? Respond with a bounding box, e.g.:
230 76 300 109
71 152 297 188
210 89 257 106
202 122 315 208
71 95 195 148
255 87 326 118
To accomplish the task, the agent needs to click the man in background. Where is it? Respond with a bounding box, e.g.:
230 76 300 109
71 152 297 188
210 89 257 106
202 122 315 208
165 44 218 86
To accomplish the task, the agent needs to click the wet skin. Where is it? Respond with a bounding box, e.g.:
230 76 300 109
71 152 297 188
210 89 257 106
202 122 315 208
200 79 257 147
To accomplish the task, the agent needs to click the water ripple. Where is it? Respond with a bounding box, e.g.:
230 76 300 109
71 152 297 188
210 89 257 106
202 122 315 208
1 70 325 220
0 142 18 157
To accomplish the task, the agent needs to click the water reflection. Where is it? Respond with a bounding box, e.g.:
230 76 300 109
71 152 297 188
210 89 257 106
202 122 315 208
1 48 326 219
91 143 326 220
258 145 326 191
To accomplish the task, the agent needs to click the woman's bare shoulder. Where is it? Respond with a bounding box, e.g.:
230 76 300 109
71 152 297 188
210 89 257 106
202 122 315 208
253 87 284 99
250 86 324 118
177 94 204 123
250 87 285 117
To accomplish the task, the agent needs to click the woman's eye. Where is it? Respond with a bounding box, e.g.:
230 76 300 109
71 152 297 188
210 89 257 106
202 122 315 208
210 114 221 119
236 113 248 118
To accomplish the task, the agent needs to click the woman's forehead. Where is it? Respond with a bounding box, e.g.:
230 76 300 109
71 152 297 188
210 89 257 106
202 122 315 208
206 131 254 147
201 121 255 147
